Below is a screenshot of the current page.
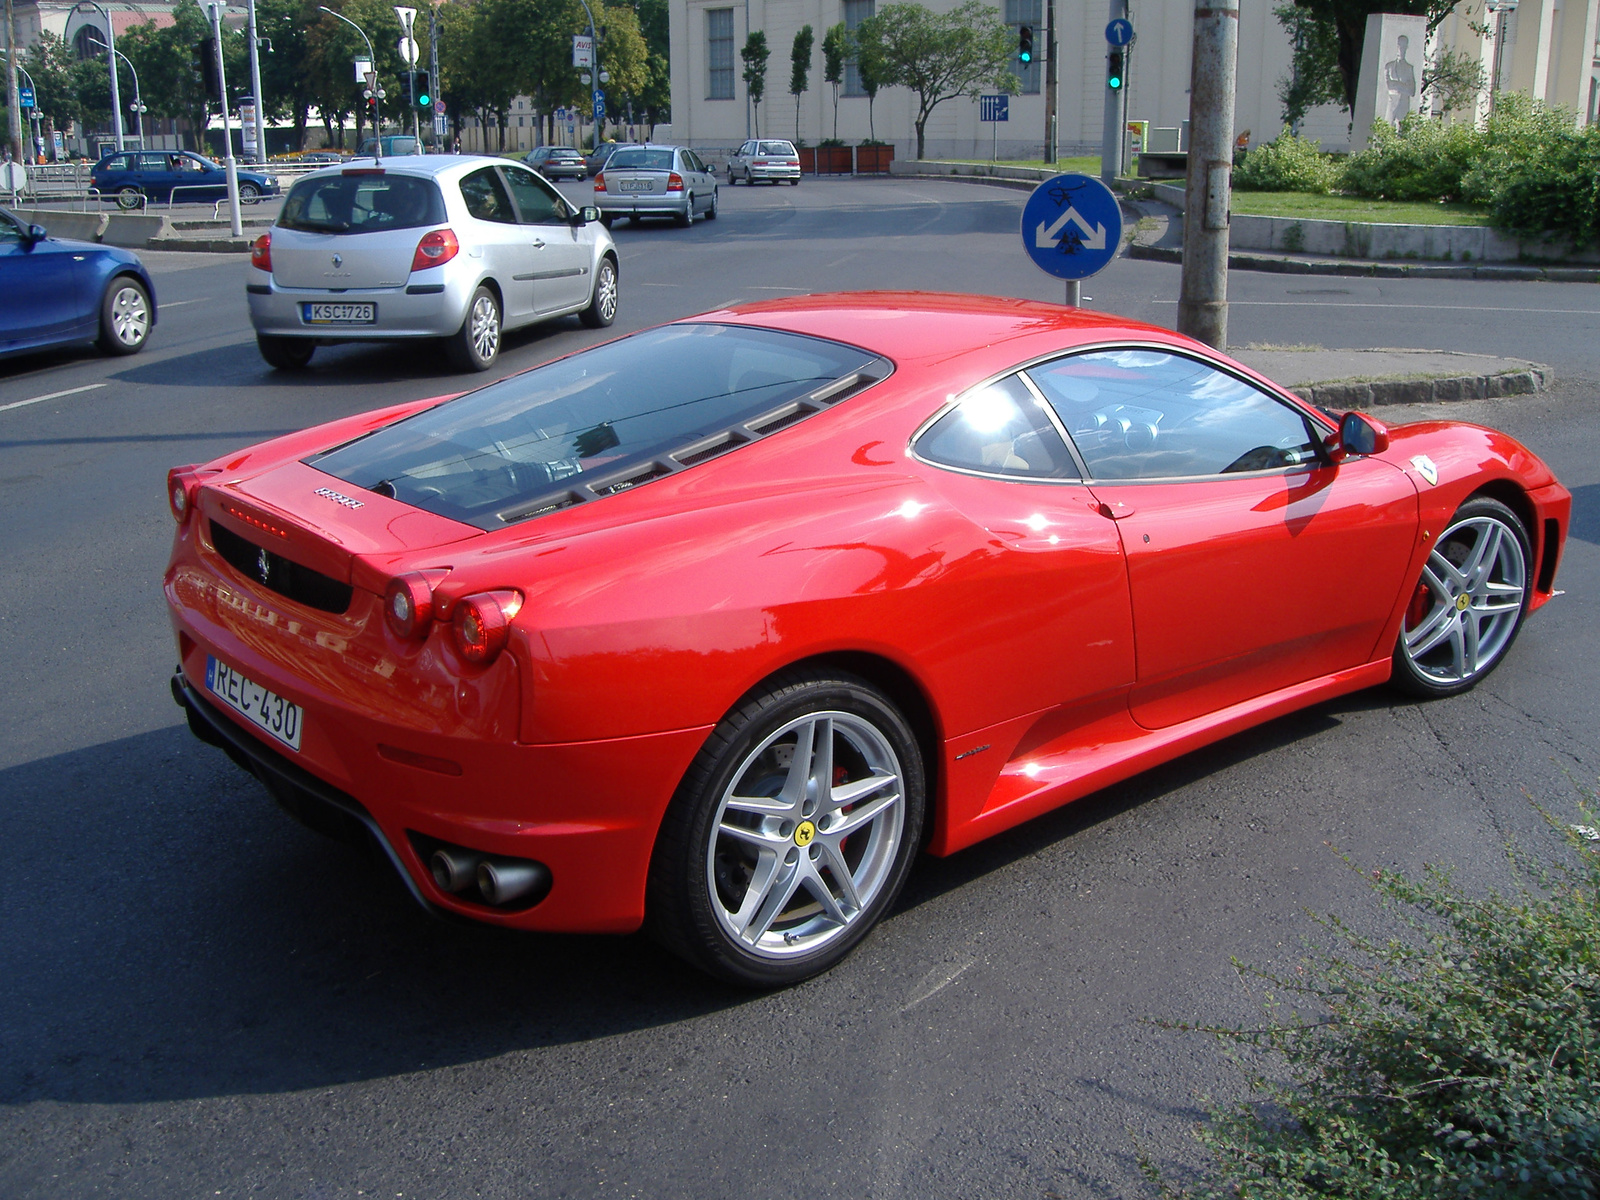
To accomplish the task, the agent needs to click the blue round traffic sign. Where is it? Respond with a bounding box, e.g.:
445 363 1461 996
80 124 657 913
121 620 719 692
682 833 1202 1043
1106 18 1134 46
1020 174 1123 281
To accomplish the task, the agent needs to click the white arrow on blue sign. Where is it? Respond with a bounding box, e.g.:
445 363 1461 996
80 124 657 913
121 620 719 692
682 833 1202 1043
592 90 606 125
1106 18 1134 45
1020 173 1123 281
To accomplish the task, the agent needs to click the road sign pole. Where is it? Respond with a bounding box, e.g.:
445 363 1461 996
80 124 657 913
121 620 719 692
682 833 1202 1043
207 2 242 236
429 3 440 149
1178 0 1237 349
1100 0 1127 183
1044 0 1056 164
1066 279 1079 307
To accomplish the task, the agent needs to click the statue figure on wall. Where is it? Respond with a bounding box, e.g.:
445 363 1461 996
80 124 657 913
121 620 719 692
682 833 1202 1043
1383 35 1418 124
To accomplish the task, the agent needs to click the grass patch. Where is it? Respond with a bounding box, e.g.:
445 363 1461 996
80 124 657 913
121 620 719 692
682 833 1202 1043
1228 191 1492 226
935 155 1101 175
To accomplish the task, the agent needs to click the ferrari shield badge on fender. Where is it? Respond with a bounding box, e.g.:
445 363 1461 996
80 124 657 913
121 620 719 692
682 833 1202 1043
1410 454 1439 486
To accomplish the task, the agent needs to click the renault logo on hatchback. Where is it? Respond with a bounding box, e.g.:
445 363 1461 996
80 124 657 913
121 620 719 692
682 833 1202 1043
331 253 343 268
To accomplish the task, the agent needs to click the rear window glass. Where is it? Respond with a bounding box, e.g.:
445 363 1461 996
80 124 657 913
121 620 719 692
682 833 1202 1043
758 142 796 155
610 149 673 171
307 324 886 528
277 173 446 234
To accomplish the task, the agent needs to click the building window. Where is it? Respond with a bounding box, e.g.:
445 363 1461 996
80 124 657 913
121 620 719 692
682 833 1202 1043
843 0 875 96
708 8 735 100
1005 0 1041 94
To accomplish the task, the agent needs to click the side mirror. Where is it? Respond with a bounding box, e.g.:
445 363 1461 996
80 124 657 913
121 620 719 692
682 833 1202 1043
574 205 601 226
1335 411 1390 460
25 224 46 243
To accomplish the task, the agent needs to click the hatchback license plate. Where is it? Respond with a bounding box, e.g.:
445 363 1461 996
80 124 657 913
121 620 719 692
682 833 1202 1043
618 180 653 192
302 302 376 325
206 655 303 751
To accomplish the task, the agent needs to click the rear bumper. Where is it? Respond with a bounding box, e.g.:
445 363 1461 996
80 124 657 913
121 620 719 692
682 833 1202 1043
746 165 801 181
594 193 691 218
246 265 473 339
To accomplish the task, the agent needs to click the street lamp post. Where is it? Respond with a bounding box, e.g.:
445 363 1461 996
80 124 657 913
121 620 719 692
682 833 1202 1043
70 0 124 151
574 0 599 149
204 1 242 236
86 35 146 144
317 6 380 159
246 0 265 163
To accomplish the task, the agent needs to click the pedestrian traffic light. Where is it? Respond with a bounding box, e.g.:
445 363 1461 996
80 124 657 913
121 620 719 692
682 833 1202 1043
412 71 431 107
1017 24 1033 65
196 36 223 101
1107 48 1125 90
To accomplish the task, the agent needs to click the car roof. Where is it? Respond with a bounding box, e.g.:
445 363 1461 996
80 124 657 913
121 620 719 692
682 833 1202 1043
291 154 521 182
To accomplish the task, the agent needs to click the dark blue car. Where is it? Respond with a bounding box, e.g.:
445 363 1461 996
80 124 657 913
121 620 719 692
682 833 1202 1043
90 149 278 209
0 207 157 358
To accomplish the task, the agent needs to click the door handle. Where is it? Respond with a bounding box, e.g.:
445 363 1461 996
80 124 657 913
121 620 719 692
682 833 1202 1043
530 239 545 249
1093 499 1136 520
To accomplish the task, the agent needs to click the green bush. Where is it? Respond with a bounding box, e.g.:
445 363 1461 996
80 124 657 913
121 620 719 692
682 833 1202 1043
1461 94 1600 247
1340 115 1480 202
1148 800 1600 1200
1233 127 1341 194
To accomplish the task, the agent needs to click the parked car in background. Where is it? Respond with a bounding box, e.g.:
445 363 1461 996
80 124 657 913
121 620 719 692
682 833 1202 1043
727 140 802 185
246 156 618 372
356 135 420 158
593 145 718 227
525 146 587 180
91 150 279 209
0 206 155 357
583 141 640 179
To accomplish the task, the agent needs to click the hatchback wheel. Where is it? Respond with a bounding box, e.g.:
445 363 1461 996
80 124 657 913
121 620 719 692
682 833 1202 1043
98 277 151 355
115 185 143 210
1391 496 1530 698
580 256 618 328
647 668 925 987
257 333 315 370
447 285 501 372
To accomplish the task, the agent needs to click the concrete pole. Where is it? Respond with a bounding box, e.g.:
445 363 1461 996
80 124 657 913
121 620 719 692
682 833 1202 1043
208 1 242 236
1177 0 1237 350
4 0 22 163
1099 0 1126 183
102 3 125 150
429 3 440 148
1043 0 1056 163
247 0 265 162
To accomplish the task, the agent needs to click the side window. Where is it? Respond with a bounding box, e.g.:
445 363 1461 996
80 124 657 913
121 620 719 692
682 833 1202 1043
688 151 709 173
460 166 516 224
914 374 1079 480
1027 350 1325 481
138 153 169 171
102 155 131 171
500 166 567 224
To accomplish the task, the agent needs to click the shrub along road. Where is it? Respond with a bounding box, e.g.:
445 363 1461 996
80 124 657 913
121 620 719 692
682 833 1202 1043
1 177 1596 1199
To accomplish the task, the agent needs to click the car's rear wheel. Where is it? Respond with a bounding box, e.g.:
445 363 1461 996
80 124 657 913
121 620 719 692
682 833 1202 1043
239 181 261 204
600 213 615 228
789 178 800 186
706 188 719 220
580 255 618 328
675 196 693 227
115 185 142 210
97 276 151 355
447 285 501 372
647 669 925 987
256 334 315 370
1391 496 1531 698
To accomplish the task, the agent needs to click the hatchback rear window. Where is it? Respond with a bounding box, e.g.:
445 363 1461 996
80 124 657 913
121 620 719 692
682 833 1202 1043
307 324 889 528
609 149 674 171
277 173 446 234
758 142 796 155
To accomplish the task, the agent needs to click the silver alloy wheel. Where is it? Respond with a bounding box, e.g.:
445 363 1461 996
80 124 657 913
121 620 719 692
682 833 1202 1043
469 291 500 362
1401 513 1526 685
109 283 150 347
595 261 617 321
706 710 905 959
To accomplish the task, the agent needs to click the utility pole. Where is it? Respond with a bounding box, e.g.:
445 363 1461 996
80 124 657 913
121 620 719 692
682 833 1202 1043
207 1 243 236
3 0 21 163
1177 0 1237 349
1099 0 1128 183
428 0 440 149
1043 0 1056 164
247 0 265 162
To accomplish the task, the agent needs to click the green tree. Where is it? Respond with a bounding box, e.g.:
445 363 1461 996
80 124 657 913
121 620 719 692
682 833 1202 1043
855 1 1012 160
24 31 83 151
255 0 319 150
854 24 886 142
635 0 671 133
741 30 768 137
789 24 812 142
1279 0 1460 116
118 0 228 152
821 22 846 141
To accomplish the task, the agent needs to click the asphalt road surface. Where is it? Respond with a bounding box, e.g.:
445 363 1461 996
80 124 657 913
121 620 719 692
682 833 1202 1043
2 177 1597 1199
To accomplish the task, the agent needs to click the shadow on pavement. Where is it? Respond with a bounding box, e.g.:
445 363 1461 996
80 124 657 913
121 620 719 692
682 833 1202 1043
1566 482 1597 545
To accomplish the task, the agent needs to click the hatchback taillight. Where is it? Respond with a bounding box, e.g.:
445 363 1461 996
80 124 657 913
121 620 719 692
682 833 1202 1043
167 465 204 526
452 590 523 666
753 159 769 166
666 172 684 192
593 171 607 192
384 572 438 640
250 231 271 272
410 227 459 273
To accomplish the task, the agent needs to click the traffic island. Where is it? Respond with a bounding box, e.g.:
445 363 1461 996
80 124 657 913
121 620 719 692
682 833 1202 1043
1230 346 1550 407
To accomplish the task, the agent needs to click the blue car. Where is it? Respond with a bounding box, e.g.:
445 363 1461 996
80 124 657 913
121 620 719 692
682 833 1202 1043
0 207 157 358
90 149 279 209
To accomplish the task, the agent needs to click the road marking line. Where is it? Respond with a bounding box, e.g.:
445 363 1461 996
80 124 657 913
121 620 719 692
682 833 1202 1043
160 298 209 308
0 383 107 414
1149 300 1600 316
745 285 807 291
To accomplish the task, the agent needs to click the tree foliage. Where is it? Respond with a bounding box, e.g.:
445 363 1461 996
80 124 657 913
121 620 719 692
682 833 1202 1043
822 22 847 141
1278 0 1459 118
741 30 769 136
789 24 813 142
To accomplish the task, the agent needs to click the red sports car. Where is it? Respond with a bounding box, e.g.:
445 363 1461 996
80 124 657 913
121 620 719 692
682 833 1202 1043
164 293 1570 986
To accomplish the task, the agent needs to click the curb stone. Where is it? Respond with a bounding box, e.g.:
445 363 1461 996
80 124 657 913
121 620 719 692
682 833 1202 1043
1126 242 1600 283
1286 366 1548 409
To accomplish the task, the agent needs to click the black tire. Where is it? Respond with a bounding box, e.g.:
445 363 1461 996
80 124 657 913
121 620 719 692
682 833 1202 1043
116 185 142 210
705 188 719 220
239 181 261 204
599 213 615 228
1390 496 1531 699
789 178 800 186
580 255 618 328
646 668 925 988
256 333 315 370
97 276 152 355
446 284 501 372
675 196 693 227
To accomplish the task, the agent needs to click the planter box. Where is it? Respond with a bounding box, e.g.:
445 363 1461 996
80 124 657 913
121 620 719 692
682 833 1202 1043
816 145 853 175
798 146 816 173
856 144 894 174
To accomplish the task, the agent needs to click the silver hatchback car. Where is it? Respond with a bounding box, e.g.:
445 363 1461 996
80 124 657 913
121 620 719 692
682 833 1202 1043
593 145 719 226
247 156 619 372
727 139 802 185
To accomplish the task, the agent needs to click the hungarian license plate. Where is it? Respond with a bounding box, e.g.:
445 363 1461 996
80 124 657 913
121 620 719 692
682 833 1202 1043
618 179 653 192
302 302 376 325
206 655 303 752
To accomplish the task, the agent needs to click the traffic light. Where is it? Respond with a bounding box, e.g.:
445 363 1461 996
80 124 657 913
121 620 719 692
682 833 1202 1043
196 36 223 101
1107 47 1125 90
1017 24 1033 65
412 71 431 108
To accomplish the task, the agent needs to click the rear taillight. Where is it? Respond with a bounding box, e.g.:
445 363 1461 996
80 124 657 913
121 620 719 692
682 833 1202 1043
593 171 607 192
451 590 523 666
410 227 459 273
666 172 684 192
753 159 769 166
384 572 438 640
250 231 271 272
167 465 204 526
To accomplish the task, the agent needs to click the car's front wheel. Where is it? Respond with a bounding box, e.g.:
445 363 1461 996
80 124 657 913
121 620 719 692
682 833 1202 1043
97 276 151 355
446 285 501 372
115 185 142 210
257 334 314 370
1391 496 1531 698
647 668 925 987
239 181 261 204
580 255 618 328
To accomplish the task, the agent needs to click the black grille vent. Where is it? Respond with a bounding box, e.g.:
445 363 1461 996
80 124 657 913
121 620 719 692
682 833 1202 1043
210 520 354 614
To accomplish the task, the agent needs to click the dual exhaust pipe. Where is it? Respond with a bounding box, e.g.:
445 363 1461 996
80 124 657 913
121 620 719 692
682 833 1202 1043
430 845 551 908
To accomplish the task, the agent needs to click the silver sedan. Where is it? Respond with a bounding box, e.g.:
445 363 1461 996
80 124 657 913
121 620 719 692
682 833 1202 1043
593 146 719 227
246 156 619 372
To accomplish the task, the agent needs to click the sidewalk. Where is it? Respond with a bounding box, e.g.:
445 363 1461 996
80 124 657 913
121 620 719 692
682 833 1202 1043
1228 346 1550 408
